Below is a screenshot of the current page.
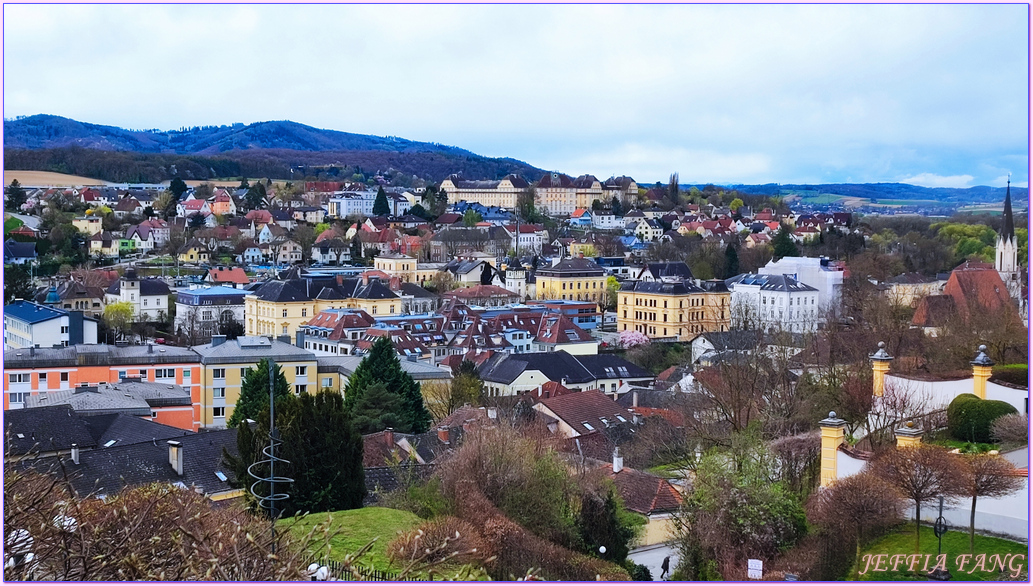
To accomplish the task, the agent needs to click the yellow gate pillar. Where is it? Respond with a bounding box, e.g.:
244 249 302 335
870 341 893 397
895 421 923 448
819 412 847 487
971 345 994 400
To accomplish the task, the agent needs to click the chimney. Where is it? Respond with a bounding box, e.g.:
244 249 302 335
70 443 79 465
30 346 35 357
277 335 291 344
148 343 154 354
167 440 183 476
612 448 623 474
362 273 370 286
818 411 847 488
68 311 85 346
971 345 994 400
211 335 227 347
384 427 394 447
390 276 400 291
632 390 639 408
895 421 923 449
869 341 892 398
437 426 450 444
295 331 306 349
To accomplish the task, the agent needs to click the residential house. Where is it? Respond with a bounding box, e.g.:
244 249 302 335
73 215 103 236
209 193 237 216
758 256 845 314
33 281 107 318
725 273 820 333
633 218 663 242
89 232 120 258
441 284 523 308
177 198 211 218
596 454 683 546
311 238 351 265
478 351 652 398
104 268 172 321
174 286 247 343
204 266 250 288
4 239 36 265
570 208 593 228
532 388 637 438
178 239 211 264
912 261 1022 337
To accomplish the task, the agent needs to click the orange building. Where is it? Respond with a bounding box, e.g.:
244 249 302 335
4 344 203 431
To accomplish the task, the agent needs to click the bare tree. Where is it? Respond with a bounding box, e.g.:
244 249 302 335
869 445 964 556
957 454 1024 553
806 470 905 575
990 413 1029 448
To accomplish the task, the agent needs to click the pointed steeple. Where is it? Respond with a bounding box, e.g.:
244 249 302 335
1002 178 1015 242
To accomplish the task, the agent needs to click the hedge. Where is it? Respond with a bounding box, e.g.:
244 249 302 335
946 393 1017 443
991 364 1029 388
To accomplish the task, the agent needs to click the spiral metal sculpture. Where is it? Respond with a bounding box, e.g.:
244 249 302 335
245 359 294 553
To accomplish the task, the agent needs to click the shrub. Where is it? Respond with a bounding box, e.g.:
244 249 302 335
990 413 1029 447
625 561 653 581
947 393 1018 443
387 516 488 568
991 364 1028 387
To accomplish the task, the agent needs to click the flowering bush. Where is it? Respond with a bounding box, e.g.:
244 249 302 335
618 330 650 349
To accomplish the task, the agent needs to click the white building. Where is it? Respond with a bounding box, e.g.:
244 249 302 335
592 212 624 230
725 273 820 333
758 256 844 314
3 300 98 350
327 191 377 218
174 286 247 343
104 268 172 321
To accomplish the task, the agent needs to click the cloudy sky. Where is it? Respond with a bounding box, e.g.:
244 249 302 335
4 4 1028 187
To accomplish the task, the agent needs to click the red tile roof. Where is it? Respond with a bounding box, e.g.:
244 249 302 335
539 389 635 436
598 464 683 515
206 267 249 285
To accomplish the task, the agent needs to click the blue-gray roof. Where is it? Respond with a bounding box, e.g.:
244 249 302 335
4 300 68 324
725 273 818 292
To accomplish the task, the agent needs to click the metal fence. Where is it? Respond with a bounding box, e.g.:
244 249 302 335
317 559 405 582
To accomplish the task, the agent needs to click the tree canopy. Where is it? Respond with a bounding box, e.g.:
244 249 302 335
169 177 188 198
373 186 391 216
228 358 291 428
344 336 431 433
771 223 800 259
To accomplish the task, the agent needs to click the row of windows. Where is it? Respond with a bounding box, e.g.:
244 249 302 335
10 368 190 387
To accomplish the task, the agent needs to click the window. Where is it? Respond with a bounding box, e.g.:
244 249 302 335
240 367 248 379
213 387 226 399
38 372 46 383
151 411 158 419
118 370 128 380
61 326 69 334
295 366 307 376
294 384 307 394
372 306 377 315
8 374 29 383
283 309 288 317
321 377 333 388
582 421 595 431
213 407 225 418
301 309 307 317
183 369 191 380
60 372 69 382
155 368 175 379
213 368 226 379
9 392 28 404
139 369 149 380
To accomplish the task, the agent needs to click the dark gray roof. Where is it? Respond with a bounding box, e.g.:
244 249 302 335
643 262 694 280
81 413 192 447
250 279 311 302
353 280 399 300
536 257 605 277
620 279 704 294
478 351 594 385
400 282 439 299
5 405 98 455
573 355 653 380
693 330 761 351
106 277 171 296
191 337 314 364
4 344 200 369
4 239 36 261
57 428 238 498
725 273 818 292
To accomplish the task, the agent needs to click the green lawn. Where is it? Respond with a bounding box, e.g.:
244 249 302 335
851 525 1028 581
284 507 422 572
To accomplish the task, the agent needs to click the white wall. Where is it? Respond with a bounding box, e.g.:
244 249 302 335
837 450 868 480
885 375 1029 415
916 481 1028 540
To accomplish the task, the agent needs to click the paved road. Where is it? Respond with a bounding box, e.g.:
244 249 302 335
628 542 679 581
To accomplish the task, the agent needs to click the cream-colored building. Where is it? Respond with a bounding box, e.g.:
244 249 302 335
535 172 578 216
192 335 318 428
245 275 402 338
374 253 418 283
617 279 731 341
73 215 103 236
441 173 530 207
534 257 607 305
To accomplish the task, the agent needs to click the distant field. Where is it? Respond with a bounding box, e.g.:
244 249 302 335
184 179 242 187
4 170 111 186
796 193 844 204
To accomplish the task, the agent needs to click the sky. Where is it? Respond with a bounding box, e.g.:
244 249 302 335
3 4 1029 187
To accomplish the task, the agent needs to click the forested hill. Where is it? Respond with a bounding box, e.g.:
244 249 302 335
727 182 1027 204
3 115 548 184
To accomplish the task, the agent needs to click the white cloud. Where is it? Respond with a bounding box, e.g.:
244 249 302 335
899 173 975 188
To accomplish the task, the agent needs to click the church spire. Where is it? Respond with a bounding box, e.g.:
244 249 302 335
1002 178 1015 242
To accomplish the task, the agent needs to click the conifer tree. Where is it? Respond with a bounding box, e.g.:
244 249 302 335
771 223 800 259
373 186 391 216
724 243 740 278
345 336 431 433
228 358 291 428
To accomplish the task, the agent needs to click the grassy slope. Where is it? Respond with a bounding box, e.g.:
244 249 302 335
284 507 421 572
850 525 1028 581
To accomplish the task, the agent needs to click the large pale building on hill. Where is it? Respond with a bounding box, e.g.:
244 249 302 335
441 174 530 208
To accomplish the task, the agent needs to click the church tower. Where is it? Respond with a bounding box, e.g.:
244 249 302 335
996 179 1023 301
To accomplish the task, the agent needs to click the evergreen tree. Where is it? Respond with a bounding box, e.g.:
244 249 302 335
373 186 391 216
350 382 406 434
724 243 740 278
228 358 291 428
479 262 494 285
577 483 637 563
668 173 680 206
4 263 34 305
771 223 800 259
345 336 431 433
238 177 250 190
350 235 363 262
226 390 365 516
6 179 27 209
611 196 623 217
169 177 188 199
244 183 266 211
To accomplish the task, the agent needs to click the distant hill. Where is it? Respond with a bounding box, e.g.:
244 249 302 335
725 182 1027 205
3 114 548 183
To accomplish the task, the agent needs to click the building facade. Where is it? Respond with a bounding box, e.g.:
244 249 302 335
617 279 731 341
535 257 607 305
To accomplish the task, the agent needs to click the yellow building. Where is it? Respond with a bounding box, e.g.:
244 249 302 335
374 253 417 283
192 335 318 428
245 275 402 338
617 279 731 341
535 257 607 305
178 239 211 264
73 215 103 236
